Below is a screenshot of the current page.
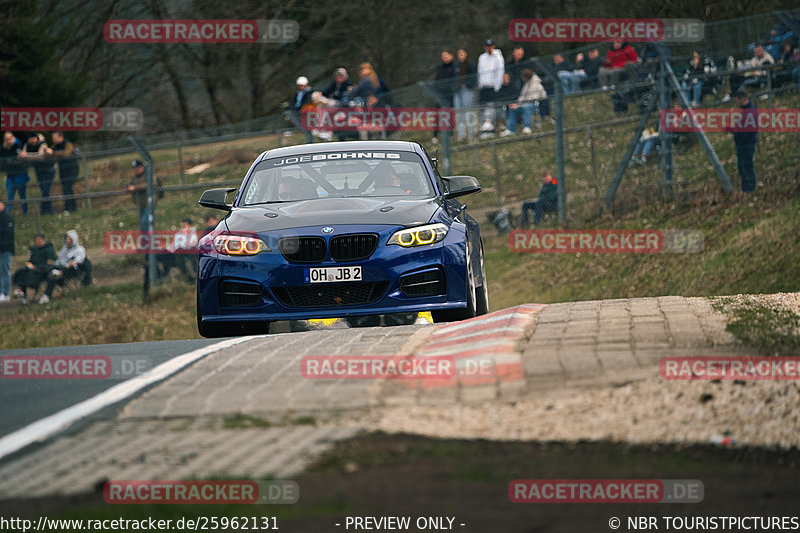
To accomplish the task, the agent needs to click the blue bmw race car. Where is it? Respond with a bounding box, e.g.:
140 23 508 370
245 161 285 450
196 140 488 337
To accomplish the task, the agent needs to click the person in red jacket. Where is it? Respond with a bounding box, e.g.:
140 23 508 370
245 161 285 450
598 39 639 89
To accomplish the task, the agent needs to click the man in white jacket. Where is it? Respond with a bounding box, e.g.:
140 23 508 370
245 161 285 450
40 229 91 303
477 39 504 134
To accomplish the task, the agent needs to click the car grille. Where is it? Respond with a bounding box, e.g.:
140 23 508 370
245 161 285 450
272 281 389 308
400 270 445 297
279 236 325 263
219 280 263 307
330 234 378 262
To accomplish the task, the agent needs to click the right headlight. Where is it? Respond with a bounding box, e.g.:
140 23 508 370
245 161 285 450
213 234 269 256
387 223 449 247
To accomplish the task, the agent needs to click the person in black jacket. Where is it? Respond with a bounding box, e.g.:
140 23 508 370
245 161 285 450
19 132 55 215
1 132 29 215
454 48 477 141
432 49 458 143
730 89 759 193
51 132 80 213
320 68 353 103
12 233 55 303
0 201 13 302
521 170 558 226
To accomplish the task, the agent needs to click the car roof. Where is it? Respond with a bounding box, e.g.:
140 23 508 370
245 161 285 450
258 140 422 162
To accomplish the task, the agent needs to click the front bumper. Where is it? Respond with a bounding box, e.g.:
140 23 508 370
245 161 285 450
197 224 468 324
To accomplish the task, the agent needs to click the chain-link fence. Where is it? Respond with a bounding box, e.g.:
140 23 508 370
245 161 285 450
4 9 800 238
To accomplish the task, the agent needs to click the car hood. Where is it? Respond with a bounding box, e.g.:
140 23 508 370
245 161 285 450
224 197 442 232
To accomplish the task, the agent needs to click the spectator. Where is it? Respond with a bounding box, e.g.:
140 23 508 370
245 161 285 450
40 229 91 304
748 23 795 60
553 53 587 94
126 160 155 233
320 68 353 104
681 50 717 107
287 76 314 143
501 69 546 136
1 132 28 215
729 89 758 193
12 233 55 304
505 46 532 91
349 63 380 104
477 39 504 134
727 45 774 100
496 72 521 105
51 131 80 213
629 127 659 165
170 218 198 283
598 39 639 90
203 213 220 237
454 48 477 142
521 170 558 227
19 132 55 215
575 48 603 89
0 201 13 303
432 49 458 144
774 39 800 87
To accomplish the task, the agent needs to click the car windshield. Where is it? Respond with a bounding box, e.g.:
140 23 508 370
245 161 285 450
240 151 435 205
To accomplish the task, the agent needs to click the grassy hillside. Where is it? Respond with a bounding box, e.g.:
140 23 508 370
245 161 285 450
2 94 798 349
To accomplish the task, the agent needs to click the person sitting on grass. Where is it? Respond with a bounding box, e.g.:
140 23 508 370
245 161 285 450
630 127 660 165
40 229 91 304
12 233 55 304
520 170 558 227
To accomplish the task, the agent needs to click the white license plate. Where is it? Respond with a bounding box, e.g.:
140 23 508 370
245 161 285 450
306 266 362 283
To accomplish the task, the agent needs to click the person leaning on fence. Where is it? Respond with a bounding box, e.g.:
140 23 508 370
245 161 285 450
51 132 80 214
432 49 458 144
501 69 546 136
1 132 29 215
126 159 155 232
477 38 504 134
0 201 14 303
19 132 55 216
12 233 55 304
521 170 558 227
40 229 91 304
454 48 477 142
727 89 759 193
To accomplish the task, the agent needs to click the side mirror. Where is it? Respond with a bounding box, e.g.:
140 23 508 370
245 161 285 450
442 176 481 199
199 188 236 211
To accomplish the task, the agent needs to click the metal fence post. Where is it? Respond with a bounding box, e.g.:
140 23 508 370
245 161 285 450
127 136 157 299
80 153 91 210
554 82 566 225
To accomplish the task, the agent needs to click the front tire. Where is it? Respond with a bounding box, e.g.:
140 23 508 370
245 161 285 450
432 249 477 323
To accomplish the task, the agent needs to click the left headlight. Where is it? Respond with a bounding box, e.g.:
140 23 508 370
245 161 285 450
213 234 270 256
387 223 449 247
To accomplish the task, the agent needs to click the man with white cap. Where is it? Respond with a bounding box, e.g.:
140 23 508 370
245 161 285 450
287 76 314 143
